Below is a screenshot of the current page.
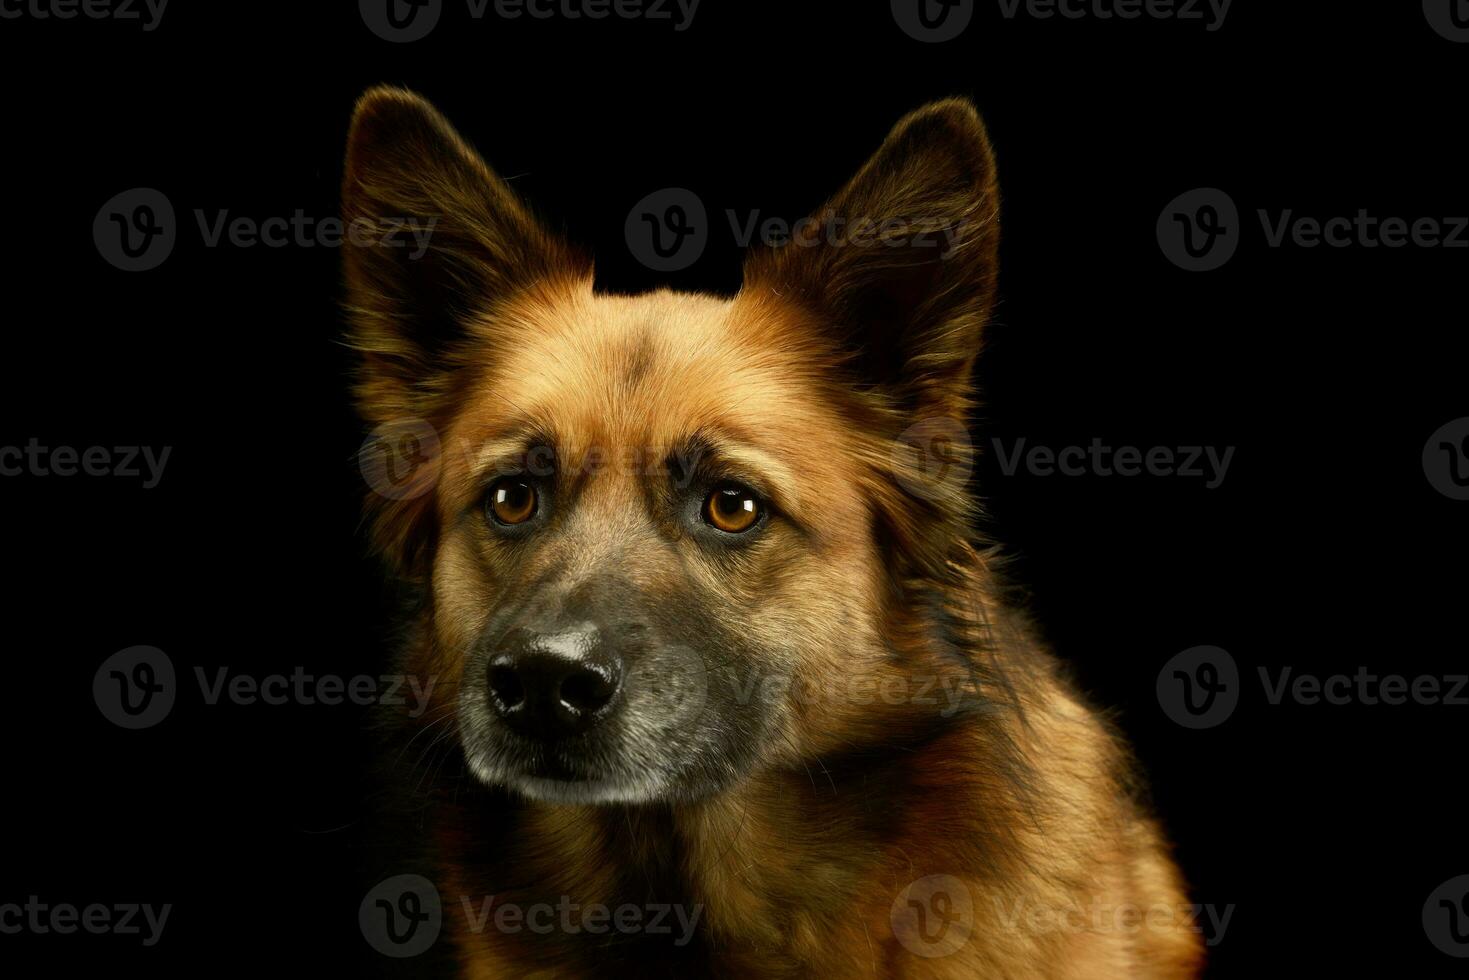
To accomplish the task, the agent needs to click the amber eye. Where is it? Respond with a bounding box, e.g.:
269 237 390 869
704 484 762 534
487 478 537 526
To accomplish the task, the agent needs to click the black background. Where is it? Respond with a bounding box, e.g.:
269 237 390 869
1 1 1465 976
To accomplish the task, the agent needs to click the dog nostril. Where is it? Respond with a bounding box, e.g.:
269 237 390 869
559 667 616 715
487 662 526 709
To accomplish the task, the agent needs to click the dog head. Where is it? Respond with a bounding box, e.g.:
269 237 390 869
344 87 1000 804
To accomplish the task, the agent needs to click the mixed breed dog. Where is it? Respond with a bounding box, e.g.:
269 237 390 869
343 86 1203 977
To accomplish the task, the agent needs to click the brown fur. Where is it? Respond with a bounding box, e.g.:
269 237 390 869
343 86 1204 978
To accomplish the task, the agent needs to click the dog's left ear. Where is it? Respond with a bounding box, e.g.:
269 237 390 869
341 86 588 427
741 98 999 418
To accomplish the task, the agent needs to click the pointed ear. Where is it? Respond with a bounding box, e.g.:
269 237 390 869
741 98 1000 418
341 86 589 426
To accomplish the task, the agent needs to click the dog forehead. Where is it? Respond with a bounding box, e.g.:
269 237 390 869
477 288 805 446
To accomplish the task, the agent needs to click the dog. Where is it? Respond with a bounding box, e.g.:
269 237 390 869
343 85 1204 978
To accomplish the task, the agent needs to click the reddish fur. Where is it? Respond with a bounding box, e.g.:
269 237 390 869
344 86 1203 978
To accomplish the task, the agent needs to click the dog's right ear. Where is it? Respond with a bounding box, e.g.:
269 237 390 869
342 86 588 426
740 98 999 423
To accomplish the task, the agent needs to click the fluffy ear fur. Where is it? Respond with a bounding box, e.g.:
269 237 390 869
342 86 588 576
740 97 1001 422
739 100 1002 584
342 85 589 427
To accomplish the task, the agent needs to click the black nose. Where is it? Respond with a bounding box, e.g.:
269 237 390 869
486 626 623 738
